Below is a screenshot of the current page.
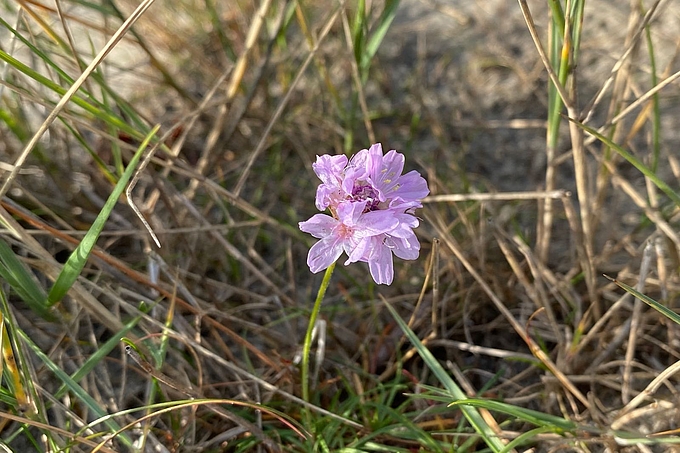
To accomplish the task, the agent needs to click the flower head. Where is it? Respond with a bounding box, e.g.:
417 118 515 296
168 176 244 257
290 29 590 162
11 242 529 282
300 143 429 285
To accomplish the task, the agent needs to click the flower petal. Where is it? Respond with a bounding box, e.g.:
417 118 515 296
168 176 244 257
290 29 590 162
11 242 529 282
364 143 385 177
307 236 344 273
356 210 399 236
391 170 429 204
312 154 347 185
302 145 428 280
387 233 420 261
345 236 371 264
299 214 338 239
367 240 394 285
372 149 405 198
336 201 367 227
313 154 349 210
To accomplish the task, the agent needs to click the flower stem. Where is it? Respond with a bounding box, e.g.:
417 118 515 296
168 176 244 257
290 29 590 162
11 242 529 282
301 261 336 415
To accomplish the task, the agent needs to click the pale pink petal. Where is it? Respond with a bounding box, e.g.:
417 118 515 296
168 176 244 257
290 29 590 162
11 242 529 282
356 210 399 236
368 242 394 285
307 236 344 273
336 201 367 227
349 148 370 169
388 234 420 260
342 165 366 196
299 214 338 239
371 149 405 199
345 236 371 264
390 170 429 203
386 213 419 238
364 143 384 177
301 145 428 282
312 154 347 184
313 154 349 210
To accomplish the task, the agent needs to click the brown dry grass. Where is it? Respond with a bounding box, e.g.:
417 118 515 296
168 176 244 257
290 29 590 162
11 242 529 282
2 0 680 451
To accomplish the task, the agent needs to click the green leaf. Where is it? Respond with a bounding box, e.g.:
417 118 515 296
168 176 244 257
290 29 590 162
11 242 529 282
352 0 366 66
0 15 154 137
448 398 579 432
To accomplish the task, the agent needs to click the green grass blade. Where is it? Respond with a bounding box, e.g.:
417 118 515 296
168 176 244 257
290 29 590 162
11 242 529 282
0 239 51 319
16 329 133 447
547 19 563 151
605 275 680 325
0 104 32 143
54 316 142 400
570 119 680 207
204 0 236 61
0 16 85 93
500 426 561 452
0 47 138 138
547 0 565 34
360 0 400 80
0 288 56 447
0 17 151 141
47 125 160 306
352 0 366 69
611 430 680 446
569 0 586 62
448 398 579 432
382 299 506 452
357 403 443 452
0 310 30 414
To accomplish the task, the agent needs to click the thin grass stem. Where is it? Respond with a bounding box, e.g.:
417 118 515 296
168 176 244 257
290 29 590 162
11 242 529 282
301 261 337 423
0 0 158 200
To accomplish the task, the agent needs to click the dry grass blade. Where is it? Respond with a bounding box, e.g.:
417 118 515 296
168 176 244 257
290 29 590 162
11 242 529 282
426 208 590 408
0 203 127 332
0 410 119 452
518 0 599 318
516 0 571 108
425 189 569 203
610 68 680 126
233 3 343 197
0 312 31 414
341 9 375 144
581 0 664 122
124 341 281 451
616 359 680 422
0 0 157 199
622 240 655 404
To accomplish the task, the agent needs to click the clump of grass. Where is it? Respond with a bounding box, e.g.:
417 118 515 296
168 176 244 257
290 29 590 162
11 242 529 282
1 0 680 451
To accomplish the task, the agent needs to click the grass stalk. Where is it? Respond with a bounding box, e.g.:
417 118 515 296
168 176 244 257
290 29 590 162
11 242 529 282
383 299 507 452
0 0 158 200
301 261 336 422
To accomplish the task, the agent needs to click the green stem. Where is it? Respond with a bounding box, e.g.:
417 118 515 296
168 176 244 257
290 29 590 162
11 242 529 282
301 261 336 414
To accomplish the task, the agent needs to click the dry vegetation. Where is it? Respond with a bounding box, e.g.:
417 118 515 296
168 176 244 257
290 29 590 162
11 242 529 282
2 0 680 451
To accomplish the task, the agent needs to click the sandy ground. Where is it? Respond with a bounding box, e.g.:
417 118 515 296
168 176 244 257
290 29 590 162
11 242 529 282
384 0 680 189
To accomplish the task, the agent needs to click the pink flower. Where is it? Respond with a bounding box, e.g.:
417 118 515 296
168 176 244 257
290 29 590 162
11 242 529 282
300 143 429 285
